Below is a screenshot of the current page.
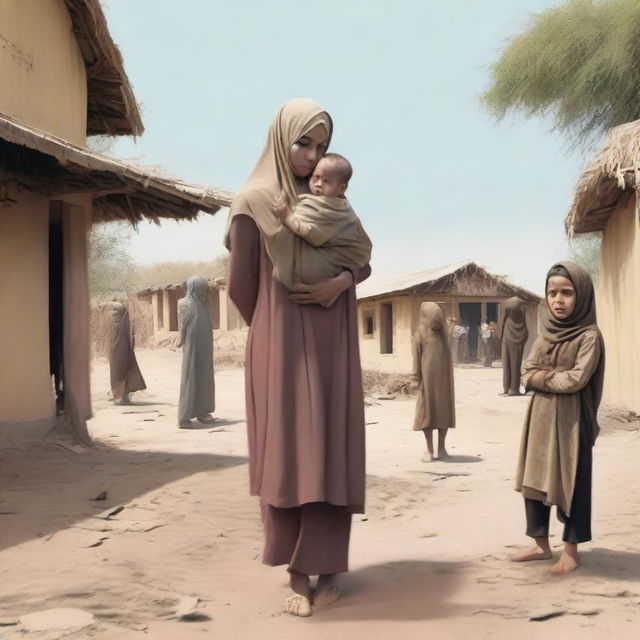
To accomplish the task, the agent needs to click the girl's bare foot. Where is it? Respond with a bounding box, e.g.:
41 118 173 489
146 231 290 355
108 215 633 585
283 595 312 617
421 452 434 463
551 545 579 574
314 574 341 606
437 448 449 460
511 538 552 562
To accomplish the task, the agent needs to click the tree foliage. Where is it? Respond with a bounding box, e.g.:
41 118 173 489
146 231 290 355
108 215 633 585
89 222 229 301
482 0 640 148
89 222 137 301
568 232 601 280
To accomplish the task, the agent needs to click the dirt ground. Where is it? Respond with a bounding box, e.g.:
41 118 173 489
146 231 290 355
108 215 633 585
1 348 639 639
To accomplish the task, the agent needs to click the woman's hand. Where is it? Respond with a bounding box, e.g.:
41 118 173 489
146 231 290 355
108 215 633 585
289 271 354 308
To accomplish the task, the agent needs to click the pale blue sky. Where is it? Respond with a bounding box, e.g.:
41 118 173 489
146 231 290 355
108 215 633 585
102 0 592 293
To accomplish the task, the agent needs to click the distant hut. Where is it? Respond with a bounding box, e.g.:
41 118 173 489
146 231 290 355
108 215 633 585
565 120 640 413
356 261 540 373
0 0 232 445
137 278 245 344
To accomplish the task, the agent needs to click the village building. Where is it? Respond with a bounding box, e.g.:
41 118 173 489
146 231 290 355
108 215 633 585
136 278 245 344
565 120 640 413
0 0 232 444
356 261 541 373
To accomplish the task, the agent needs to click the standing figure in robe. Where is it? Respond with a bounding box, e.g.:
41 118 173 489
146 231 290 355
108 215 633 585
177 276 216 428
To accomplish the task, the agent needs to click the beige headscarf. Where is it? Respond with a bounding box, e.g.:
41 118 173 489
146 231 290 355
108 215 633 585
416 302 447 341
224 99 333 281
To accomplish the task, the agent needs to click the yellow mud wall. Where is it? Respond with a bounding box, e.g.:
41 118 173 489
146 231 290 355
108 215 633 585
358 297 414 373
0 190 53 423
0 0 87 144
597 197 640 412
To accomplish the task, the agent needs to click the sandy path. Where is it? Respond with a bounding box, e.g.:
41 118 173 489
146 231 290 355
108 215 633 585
0 348 639 639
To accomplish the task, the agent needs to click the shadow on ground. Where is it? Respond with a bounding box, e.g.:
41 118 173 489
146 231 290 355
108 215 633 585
581 548 640 581
312 559 474 621
0 439 247 553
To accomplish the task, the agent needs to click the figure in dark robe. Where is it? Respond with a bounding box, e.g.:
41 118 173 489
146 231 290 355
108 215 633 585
501 297 529 396
105 300 146 404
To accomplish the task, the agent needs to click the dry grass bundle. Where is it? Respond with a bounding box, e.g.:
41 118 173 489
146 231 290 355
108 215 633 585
362 370 415 397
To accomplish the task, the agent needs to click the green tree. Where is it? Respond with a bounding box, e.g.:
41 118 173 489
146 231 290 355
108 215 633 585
482 0 640 148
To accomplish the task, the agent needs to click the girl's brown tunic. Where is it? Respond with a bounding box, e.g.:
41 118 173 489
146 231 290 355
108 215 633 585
228 214 369 514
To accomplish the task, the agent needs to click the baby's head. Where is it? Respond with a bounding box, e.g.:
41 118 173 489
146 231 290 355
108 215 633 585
309 153 352 197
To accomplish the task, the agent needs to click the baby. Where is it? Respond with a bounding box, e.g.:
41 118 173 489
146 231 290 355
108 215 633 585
272 153 372 287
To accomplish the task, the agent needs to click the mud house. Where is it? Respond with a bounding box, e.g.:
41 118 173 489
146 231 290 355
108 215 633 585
356 261 540 373
0 0 232 444
136 278 245 344
565 120 640 413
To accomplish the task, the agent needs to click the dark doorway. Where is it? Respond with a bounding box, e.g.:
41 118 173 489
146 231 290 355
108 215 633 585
486 302 498 323
459 302 481 360
49 202 64 414
380 303 393 354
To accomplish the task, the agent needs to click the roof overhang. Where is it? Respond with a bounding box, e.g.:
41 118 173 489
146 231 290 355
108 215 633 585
0 112 233 224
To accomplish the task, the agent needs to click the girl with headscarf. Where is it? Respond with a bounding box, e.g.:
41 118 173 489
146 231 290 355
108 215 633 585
225 99 370 617
411 303 455 461
105 300 146 404
500 297 529 395
176 276 215 428
511 262 604 574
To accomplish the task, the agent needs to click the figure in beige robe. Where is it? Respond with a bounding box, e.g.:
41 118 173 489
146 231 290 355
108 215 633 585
225 98 370 617
105 301 146 404
411 302 455 461
511 261 604 574
177 276 215 428
501 297 528 395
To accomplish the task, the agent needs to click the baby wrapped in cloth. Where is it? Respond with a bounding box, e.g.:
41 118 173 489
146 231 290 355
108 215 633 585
271 153 372 289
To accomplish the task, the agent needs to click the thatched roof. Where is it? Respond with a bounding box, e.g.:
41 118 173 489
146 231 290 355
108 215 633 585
0 112 233 223
565 119 640 235
64 0 143 136
356 260 540 302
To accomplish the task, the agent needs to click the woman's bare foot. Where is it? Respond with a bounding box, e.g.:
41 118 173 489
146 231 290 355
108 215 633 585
283 594 312 617
284 570 312 616
551 544 579 575
179 419 194 429
196 414 217 424
511 538 552 562
314 574 341 606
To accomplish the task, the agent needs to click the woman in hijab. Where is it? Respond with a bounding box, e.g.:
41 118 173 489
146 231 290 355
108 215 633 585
105 300 146 404
411 303 455 461
500 297 529 395
177 276 215 428
511 262 604 574
225 99 370 617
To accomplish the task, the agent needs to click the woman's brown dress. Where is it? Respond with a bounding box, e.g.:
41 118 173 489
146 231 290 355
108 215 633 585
228 215 369 574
